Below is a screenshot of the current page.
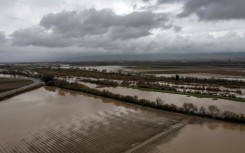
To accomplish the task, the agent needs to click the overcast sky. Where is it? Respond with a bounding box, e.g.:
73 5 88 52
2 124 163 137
0 0 245 62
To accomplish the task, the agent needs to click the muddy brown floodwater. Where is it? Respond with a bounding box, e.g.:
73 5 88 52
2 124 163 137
98 86 245 114
155 73 245 82
136 120 245 153
0 86 186 153
0 87 244 153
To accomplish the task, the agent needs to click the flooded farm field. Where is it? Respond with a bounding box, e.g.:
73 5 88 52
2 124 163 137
155 73 245 82
0 87 186 153
0 87 245 153
93 85 245 114
134 120 245 153
57 65 127 72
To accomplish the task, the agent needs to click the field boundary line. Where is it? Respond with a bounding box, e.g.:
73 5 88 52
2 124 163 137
123 121 187 153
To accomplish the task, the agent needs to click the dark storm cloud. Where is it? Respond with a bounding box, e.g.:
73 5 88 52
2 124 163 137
12 9 173 47
40 9 169 39
12 27 74 47
155 0 245 20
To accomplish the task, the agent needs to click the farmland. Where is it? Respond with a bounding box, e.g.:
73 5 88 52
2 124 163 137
0 62 245 153
0 87 244 153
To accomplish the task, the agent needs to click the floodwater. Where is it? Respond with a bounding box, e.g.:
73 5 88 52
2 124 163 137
0 74 23 79
58 65 126 72
138 120 245 153
0 87 185 153
155 73 245 82
97 86 245 114
80 65 125 72
0 87 244 153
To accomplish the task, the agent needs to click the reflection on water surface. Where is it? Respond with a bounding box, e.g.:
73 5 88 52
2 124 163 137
0 87 244 153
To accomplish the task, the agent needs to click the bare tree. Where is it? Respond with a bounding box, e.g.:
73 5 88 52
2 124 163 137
199 106 207 115
183 103 198 114
156 97 164 106
208 105 220 117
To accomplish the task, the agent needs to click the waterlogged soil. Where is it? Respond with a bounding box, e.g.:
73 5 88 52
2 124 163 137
97 86 245 114
0 86 186 153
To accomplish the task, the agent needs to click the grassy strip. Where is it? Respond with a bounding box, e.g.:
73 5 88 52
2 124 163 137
129 86 245 103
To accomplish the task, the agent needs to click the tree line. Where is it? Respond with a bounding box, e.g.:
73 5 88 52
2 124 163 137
47 79 245 124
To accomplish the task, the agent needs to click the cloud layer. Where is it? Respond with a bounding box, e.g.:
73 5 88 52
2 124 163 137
40 9 169 40
12 9 173 47
0 0 244 62
156 0 245 20
0 32 7 44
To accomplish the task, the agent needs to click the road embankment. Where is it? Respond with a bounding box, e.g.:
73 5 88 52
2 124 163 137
0 80 45 101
